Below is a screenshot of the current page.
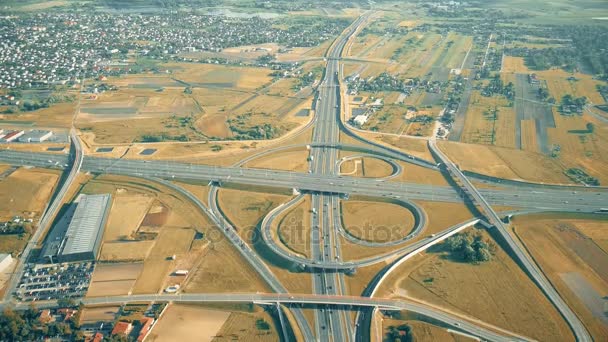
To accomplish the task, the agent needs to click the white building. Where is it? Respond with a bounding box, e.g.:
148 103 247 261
353 115 368 127
0 254 13 273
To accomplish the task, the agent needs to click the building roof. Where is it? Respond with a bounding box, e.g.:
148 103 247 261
20 130 53 140
61 194 111 257
112 321 133 336
137 317 154 342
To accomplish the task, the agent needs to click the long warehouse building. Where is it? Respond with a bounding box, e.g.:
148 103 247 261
41 194 112 263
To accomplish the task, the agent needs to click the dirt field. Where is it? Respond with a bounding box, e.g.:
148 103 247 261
0 167 60 220
98 240 155 262
377 228 573 342
147 304 231 342
512 214 608 340
103 194 153 242
80 306 121 324
341 201 415 243
87 263 143 297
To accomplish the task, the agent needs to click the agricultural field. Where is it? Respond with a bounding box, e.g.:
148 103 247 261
461 91 517 149
212 310 279 342
512 214 608 340
381 316 474 342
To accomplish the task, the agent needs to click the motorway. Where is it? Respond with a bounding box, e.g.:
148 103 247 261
1 150 606 213
306 13 370 342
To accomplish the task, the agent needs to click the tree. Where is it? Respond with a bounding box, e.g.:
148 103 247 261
586 122 595 133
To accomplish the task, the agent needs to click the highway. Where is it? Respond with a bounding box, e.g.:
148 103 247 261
1 150 606 213
307 13 368 342
429 139 592 342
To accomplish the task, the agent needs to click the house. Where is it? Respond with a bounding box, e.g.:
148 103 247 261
111 321 133 336
137 317 155 342
38 309 53 324
85 332 103 342
57 308 78 322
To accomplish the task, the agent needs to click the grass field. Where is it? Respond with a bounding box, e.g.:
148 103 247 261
341 201 415 243
213 310 279 342
0 167 60 220
245 149 310 173
276 196 311 258
338 156 394 178
377 227 573 341
501 56 531 73
87 263 143 297
381 316 474 342
512 213 608 340
164 63 273 91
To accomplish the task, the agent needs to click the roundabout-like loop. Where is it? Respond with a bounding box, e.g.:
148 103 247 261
257 192 429 270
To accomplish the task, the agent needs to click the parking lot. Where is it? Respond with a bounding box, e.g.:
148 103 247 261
16 262 95 302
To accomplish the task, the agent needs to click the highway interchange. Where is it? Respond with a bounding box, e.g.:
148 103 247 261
0 11 605 342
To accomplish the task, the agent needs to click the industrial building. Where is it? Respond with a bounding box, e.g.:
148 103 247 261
41 194 112 263
18 130 53 143
1 130 24 142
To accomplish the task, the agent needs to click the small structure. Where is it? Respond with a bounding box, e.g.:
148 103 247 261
0 253 13 273
111 322 133 337
353 115 368 127
173 270 189 276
